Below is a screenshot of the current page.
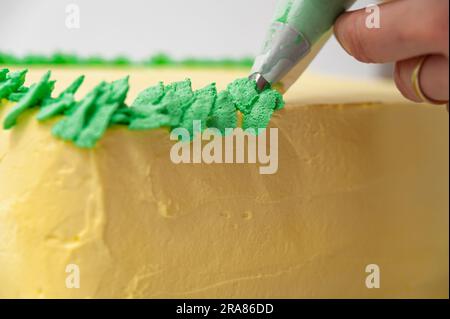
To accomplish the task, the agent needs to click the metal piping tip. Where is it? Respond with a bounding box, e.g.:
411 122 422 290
249 72 270 92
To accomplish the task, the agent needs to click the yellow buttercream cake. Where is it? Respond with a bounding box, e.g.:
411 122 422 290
0 67 448 298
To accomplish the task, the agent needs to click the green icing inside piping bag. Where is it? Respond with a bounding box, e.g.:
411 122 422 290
0 69 284 148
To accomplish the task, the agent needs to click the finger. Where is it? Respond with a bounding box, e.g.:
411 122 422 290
394 57 423 102
394 55 449 103
334 0 449 63
419 55 450 102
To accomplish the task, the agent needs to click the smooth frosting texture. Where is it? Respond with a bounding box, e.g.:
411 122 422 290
0 68 448 298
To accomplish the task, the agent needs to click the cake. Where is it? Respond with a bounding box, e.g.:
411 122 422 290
0 64 448 298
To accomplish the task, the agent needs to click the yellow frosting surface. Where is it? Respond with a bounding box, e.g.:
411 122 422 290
0 68 448 298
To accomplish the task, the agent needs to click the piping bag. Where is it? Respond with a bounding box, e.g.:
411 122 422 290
250 0 357 93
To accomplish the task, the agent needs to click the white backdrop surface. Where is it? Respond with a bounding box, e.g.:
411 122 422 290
0 0 387 79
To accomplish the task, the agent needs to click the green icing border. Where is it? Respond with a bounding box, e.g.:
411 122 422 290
0 68 284 148
0 52 253 68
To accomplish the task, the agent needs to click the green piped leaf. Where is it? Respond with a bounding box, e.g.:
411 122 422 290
0 68 9 82
131 82 165 109
8 86 30 102
242 89 277 130
207 90 237 134
227 78 259 114
180 83 217 136
37 94 75 121
3 71 53 129
59 75 85 96
129 113 172 130
0 71 284 148
75 102 120 148
270 90 285 110
108 77 129 104
110 108 134 125
52 77 129 146
37 76 85 120
162 79 195 127
93 77 129 106
52 82 105 141
0 69 27 100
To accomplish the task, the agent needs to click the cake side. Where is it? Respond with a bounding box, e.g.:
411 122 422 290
0 69 448 298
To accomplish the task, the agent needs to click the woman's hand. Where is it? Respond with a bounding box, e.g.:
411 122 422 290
334 0 449 104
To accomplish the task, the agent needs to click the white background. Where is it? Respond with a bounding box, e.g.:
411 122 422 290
0 0 388 79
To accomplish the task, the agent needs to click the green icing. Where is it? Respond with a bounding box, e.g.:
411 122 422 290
207 91 237 134
37 75 85 121
0 68 8 81
129 113 172 130
52 83 105 141
0 69 284 148
0 52 253 69
273 0 355 44
275 0 294 23
106 77 130 105
37 94 76 121
8 87 30 102
3 71 53 129
131 82 165 109
243 90 280 130
74 78 129 147
266 89 285 110
227 78 259 114
163 79 195 127
110 109 133 125
0 69 27 100
180 83 217 135
59 75 85 96
52 77 129 146
75 102 120 148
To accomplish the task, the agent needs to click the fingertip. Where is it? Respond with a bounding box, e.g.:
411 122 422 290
334 13 353 56
334 11 375 63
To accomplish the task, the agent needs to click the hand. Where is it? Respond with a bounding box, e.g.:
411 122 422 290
334 0 449 104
